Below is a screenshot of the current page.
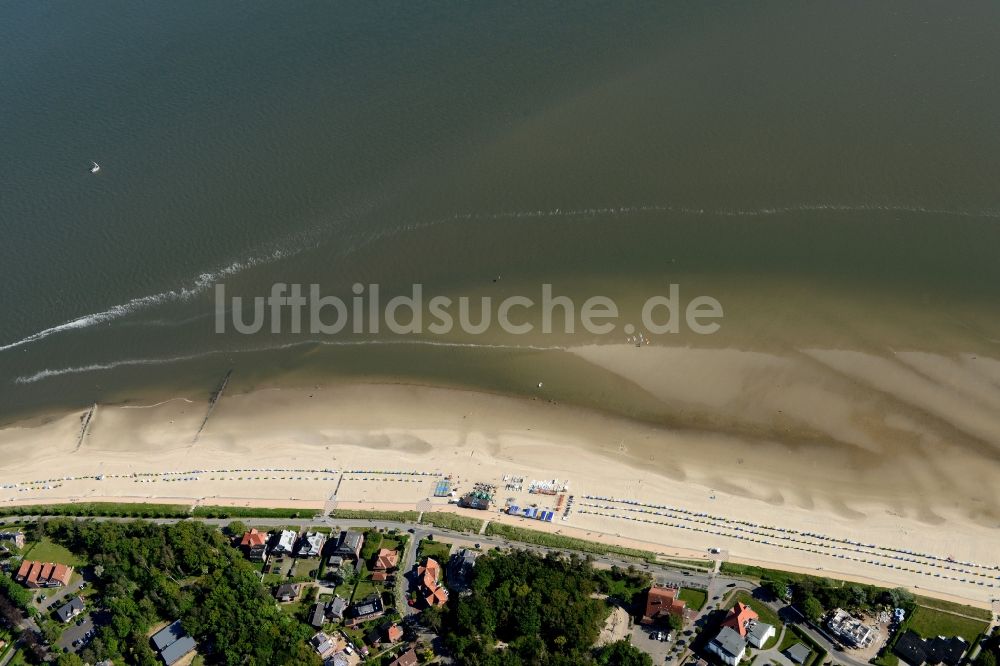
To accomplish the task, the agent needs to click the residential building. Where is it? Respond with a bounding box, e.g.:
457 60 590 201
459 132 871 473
641 585 687 625
746 621 775 649
326 555 345 570
827 608 876 648
326 653 350 666
151 620 197 666
785 643 811 664
390 649 419 666
15 560 72 588
447 548 479 592
372 571 388 582
327 596 348 621
297 532 326 558
310 602 327 628
271 530 297 556
333 531 364 561
721 602 758 637
385 623 403 643
0 532 25 550
365 624 384 647
892 630 968 666
239 528 268 560
56 596 85 623
275 583 302 602
310 632 337 660
708 626 747 666
346 594 384 627
373 547 399 571
417 557 449 607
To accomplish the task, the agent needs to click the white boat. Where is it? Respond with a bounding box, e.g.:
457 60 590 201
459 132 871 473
90 161 100 174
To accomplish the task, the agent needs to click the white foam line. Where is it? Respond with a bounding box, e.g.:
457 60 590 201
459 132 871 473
0 249 291 353
13 338 566 384
119 398 196 409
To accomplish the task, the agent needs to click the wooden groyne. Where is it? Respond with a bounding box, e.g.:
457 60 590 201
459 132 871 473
192 369 232 444
75 403 97 452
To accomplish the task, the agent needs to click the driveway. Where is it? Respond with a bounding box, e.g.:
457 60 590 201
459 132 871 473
36 579 87 613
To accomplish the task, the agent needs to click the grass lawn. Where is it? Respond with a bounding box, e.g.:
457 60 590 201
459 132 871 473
485 522 657 562
292 557 322 579
419 512 484 533
332 582 354 599
660 557 713 570
331 509 420 522
381 537 402 552
913 595 992 622
342 626 366 647
678 587 708 611
352 580 378 603
278 600 303 616
416 539 452 565
23 537 84 566
907 605 988 643
778 627 799 653
728 590 782 630
872 653 900 666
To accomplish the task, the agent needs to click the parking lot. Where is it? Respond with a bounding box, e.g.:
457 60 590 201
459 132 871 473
57 615 95 652
630 623 678 664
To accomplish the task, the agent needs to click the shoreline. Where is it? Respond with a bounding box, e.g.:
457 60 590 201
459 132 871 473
0 380 996 608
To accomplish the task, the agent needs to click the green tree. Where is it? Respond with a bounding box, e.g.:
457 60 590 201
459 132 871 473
668 613 684 632
423 605 445 632
975 650 997 666
55 653 86 666
802 596 824 622
225 520 248 537
595 639 653 666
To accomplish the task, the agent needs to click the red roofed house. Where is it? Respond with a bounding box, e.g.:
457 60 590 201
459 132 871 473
50 564 72 587
372 571 388 582
642 585 687 625
239 529 269 561
26 562 42 587
16 560 31 581
721 602 759 637
417 558 449 607
16 561 73 588
373 548 399 572
385 623 403 643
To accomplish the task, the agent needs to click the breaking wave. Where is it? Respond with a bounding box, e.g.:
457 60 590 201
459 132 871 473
0 249 291 353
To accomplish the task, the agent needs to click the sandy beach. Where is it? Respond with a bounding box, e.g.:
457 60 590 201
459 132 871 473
0 366 997 608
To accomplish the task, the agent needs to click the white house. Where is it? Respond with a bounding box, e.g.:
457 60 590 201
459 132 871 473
296 532 325 558
747 621 775 649
708 626 747 666
271 530 297 556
